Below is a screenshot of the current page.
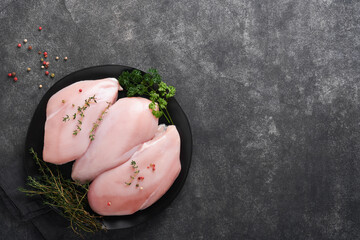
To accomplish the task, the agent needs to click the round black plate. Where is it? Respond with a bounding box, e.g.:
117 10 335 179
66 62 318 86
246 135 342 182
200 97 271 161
24 65 192 229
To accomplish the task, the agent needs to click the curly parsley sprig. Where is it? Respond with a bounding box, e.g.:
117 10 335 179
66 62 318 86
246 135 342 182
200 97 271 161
118 68 176 124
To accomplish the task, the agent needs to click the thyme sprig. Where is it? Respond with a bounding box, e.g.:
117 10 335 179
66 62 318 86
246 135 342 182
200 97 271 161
73 95 97 136
62 95 97 136
89 101 111 141
19 148 104 236
125 161 140 186
118 68 176 124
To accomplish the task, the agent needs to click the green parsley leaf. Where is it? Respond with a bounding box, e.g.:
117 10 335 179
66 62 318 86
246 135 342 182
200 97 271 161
118 68 176 124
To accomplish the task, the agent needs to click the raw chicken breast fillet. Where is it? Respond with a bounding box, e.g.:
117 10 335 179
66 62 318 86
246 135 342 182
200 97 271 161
43 78 121 164
88 125 181 216
71 97 159 183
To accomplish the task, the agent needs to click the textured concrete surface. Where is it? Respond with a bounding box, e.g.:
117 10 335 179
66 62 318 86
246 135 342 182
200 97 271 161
1 0 360 239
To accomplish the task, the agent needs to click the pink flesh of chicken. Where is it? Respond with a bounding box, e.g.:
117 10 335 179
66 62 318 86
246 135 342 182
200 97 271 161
71 97 159 183
43 78 121 164
87 125 181 216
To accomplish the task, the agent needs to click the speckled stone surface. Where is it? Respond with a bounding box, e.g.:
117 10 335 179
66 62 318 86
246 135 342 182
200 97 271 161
1 0 360 239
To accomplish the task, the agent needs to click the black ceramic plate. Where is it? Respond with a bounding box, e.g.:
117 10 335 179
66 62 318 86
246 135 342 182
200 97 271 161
24 65 192 229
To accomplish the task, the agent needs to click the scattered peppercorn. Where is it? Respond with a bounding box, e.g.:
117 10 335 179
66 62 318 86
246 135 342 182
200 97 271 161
45 71 49 75
38 51 41 55
50 73 55 78
17 43 21 48
27 67 31 72
38 27 42 31
64 57 68 61
28 46 32 50
8 73 12 77
148 163 156 171
45 65 49 69
79 89 82 92
12 72 16 77
14 77 18 81
62 100 65 103
39 84 42 88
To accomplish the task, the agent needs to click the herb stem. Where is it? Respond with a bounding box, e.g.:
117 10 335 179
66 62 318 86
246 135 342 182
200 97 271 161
19 148 104 237
161 108 171 124
164 107 174 125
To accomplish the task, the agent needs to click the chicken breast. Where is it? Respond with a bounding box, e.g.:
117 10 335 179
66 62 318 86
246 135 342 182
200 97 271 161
43 78 121 164
71 97 159 183
87 125 181 216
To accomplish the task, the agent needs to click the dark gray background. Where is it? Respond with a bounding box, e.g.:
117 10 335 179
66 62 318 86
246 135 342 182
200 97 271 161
1 0 360 239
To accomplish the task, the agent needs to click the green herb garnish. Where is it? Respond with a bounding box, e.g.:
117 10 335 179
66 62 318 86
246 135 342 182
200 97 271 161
65 95 97 136
63 115 70 122
89 101 111 141
118 68 176 124
19 148 104 236
131 160 137 168
125 161 140 186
